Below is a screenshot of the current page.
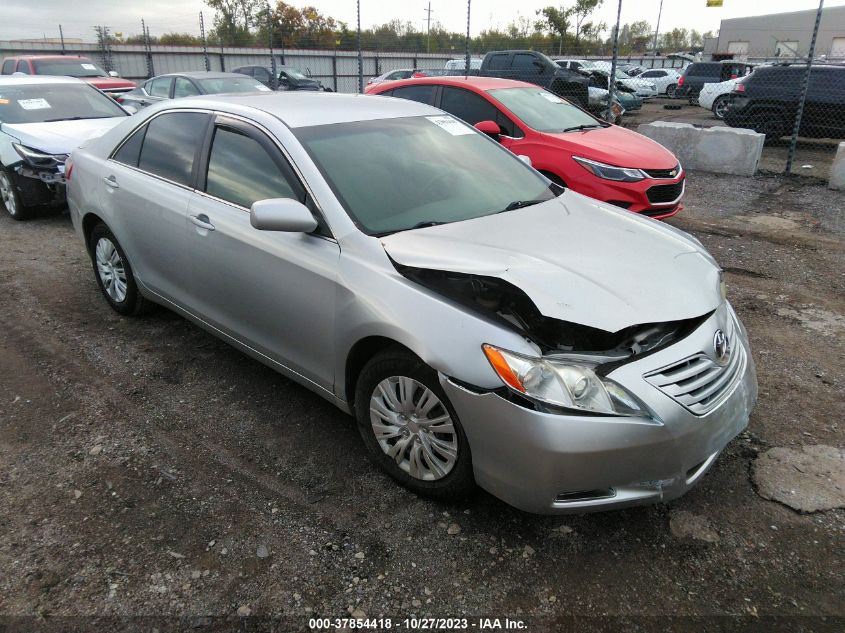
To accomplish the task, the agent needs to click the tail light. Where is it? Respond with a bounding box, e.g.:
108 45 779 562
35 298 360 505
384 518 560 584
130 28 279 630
735 83 745 93
730 74 737 79
65 158 74 182
115 96 124 103
677 76 684 86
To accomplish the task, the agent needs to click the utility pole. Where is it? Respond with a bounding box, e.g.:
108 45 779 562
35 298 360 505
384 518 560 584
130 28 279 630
652 0 663 52
59 24 65 55
424 2 434 54
266 2 278 89
199 12 210 71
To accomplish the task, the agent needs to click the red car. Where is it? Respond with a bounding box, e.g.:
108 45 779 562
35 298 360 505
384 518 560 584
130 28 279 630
368 76 684 218
1 55 135 98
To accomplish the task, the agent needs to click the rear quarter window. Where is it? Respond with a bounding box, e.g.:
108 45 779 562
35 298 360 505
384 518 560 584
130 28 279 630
1 59 14 74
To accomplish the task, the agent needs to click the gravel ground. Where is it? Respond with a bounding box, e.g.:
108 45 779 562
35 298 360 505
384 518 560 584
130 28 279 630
0 172 843 632
623 97 840 181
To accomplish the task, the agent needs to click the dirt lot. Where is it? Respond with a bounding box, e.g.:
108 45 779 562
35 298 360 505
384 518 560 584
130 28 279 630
623 97 840 181
0 172 843 632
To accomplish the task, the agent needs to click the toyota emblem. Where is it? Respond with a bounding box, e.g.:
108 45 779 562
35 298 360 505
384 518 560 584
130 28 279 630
713 329 730 363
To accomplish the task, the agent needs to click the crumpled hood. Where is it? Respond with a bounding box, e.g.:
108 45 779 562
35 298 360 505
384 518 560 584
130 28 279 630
381 193 721 333
546 125 677 169
2 117 126 155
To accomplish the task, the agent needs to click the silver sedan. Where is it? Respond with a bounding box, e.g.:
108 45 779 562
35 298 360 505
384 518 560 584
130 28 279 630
66 93 757 514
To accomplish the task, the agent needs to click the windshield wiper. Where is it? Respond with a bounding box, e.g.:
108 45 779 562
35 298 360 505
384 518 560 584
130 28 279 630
561 123 605 132
500 199 545 212
407 220 446 230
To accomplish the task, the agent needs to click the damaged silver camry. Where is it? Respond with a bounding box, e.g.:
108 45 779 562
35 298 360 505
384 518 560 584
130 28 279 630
67 93 757 513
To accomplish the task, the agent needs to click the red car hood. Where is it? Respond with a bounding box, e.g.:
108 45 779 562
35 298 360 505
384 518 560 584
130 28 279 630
82 77 136 90
545 125 678 170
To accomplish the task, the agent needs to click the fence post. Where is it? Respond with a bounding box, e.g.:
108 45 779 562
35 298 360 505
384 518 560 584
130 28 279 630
332 52 338 91
141 20 154 78
464 0 471 76
199 12 210 71
219 42 225 72
266 2 278 89
785 0 824 174
606 0 622 121
357 0 363 93
59 25 65 55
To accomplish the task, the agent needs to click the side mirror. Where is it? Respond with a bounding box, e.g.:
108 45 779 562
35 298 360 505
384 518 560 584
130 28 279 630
250 198 318 233
518 155 532 167
108 70 120 78
474 120 501 137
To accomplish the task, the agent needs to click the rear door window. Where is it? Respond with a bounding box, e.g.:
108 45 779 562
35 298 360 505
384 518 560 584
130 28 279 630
254 67 271 83
15 60 31 74
137 111 209 187
1 60 14 74
439 87 500 126
148 77 172 98
173 77 200 98
486 54 510 71
391 84 436 105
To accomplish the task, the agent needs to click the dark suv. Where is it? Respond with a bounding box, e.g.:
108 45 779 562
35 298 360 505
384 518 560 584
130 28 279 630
723 64 845 140
676 61 752 102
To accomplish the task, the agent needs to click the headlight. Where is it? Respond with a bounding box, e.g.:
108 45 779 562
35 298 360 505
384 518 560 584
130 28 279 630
572 156 645 182
13 144 68 168
482 344 649 417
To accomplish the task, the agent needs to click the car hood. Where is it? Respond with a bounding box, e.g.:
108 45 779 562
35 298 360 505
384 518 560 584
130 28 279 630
2 117 127 155
381 193 721 333
545 125 677 170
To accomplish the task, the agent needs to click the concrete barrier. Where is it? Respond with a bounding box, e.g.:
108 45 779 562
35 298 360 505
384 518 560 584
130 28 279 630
830 142 845 190
637 121 765 177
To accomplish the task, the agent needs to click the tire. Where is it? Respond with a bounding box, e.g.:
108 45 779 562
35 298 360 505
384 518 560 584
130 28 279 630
666 84 677 98
711 95 730 120
354 349 475 501
88 223 154 316
754 116 786 143
0 166 32 221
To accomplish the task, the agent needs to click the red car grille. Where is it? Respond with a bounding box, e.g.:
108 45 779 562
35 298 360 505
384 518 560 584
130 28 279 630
646 180 684 204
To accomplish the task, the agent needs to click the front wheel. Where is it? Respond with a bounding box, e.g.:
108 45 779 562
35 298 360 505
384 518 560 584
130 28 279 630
666 84 677 98
88 223 155 315
712 95 730 120
354 350 475 501
0 167 31 221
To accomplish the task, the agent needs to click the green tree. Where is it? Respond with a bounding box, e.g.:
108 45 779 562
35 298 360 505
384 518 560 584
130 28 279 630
571 0 603 45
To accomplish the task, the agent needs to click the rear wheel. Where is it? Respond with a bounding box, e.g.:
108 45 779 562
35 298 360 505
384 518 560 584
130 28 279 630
0 167 31 221
712 95 730 120
354 349 475 501
666 84 677 98
88 223 155 316
755 115 787 143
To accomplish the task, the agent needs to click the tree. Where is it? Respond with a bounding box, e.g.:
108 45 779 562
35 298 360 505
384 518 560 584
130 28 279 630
205 0 259 46
571 0 603 45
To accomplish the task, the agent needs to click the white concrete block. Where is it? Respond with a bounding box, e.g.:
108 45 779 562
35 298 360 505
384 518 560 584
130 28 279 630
829 142 845 190
637 121 764 177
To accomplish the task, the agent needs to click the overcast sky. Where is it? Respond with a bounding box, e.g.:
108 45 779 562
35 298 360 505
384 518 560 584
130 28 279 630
2 0 844 42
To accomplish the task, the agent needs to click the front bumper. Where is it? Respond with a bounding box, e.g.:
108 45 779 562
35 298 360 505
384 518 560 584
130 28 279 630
569 171 685 219
442 303 757 514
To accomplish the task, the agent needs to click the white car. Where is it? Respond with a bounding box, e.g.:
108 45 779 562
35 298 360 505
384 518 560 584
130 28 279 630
590 62 657 99
636 68 683 97
0 76 128 220
366 69 417 87
698 78 740 119
444 58 483 71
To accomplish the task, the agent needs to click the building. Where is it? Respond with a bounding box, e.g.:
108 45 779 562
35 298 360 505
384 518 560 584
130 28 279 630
714 5 845 61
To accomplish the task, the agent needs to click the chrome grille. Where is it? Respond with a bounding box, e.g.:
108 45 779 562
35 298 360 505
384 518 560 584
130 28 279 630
644 328 746 416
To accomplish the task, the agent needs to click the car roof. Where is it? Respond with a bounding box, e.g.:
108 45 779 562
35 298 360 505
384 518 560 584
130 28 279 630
374 76 536 91
152 71 253 80
0 75 86 86
158 92 441 128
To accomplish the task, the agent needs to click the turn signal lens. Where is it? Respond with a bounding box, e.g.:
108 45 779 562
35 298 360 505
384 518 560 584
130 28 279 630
482 344 525 392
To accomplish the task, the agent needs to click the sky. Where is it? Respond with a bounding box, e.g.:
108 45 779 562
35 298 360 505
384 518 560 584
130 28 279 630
1 0 843 42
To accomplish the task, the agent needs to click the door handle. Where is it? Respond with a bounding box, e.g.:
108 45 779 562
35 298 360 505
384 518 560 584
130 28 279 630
103 175 119 189
190 214 215 231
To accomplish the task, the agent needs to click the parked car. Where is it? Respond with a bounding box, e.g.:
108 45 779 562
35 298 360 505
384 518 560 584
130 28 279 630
619 64 646 77
232 65 328 91
369 76 683 218
636 68 683 96
66 92 756 514
117 72 269 111
477 50 589 108
675 61 752 103
724 64 845 140
366 69 420 87
586 86 625 123
1 55 136 98
698 77 741 119
0 76 128 219
553 59 594 71
444 58 483 71
587 64 658 99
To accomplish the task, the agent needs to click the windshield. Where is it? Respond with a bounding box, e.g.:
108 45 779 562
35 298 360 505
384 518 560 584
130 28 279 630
282 69 309 81
488 88 601 133
32 58 107 78
197 77 267 93
0 83 127 124
295 116 556 235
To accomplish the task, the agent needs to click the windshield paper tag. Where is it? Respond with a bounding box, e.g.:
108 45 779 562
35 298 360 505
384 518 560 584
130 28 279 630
18 98 51 110
427 115 474 136
539 92 564 103
255 85 272 91
81 63 97 70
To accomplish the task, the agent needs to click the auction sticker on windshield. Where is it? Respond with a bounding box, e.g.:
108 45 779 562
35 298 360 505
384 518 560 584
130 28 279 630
81 63 97 70
539 91 564 103
427 115 473 135
18 98 51 110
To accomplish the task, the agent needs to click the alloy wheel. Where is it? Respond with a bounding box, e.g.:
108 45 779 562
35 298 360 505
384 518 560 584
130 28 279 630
369 376 458 481
713 96 730 119
666 84 676 98
0 171 18 217
95 237 128 303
